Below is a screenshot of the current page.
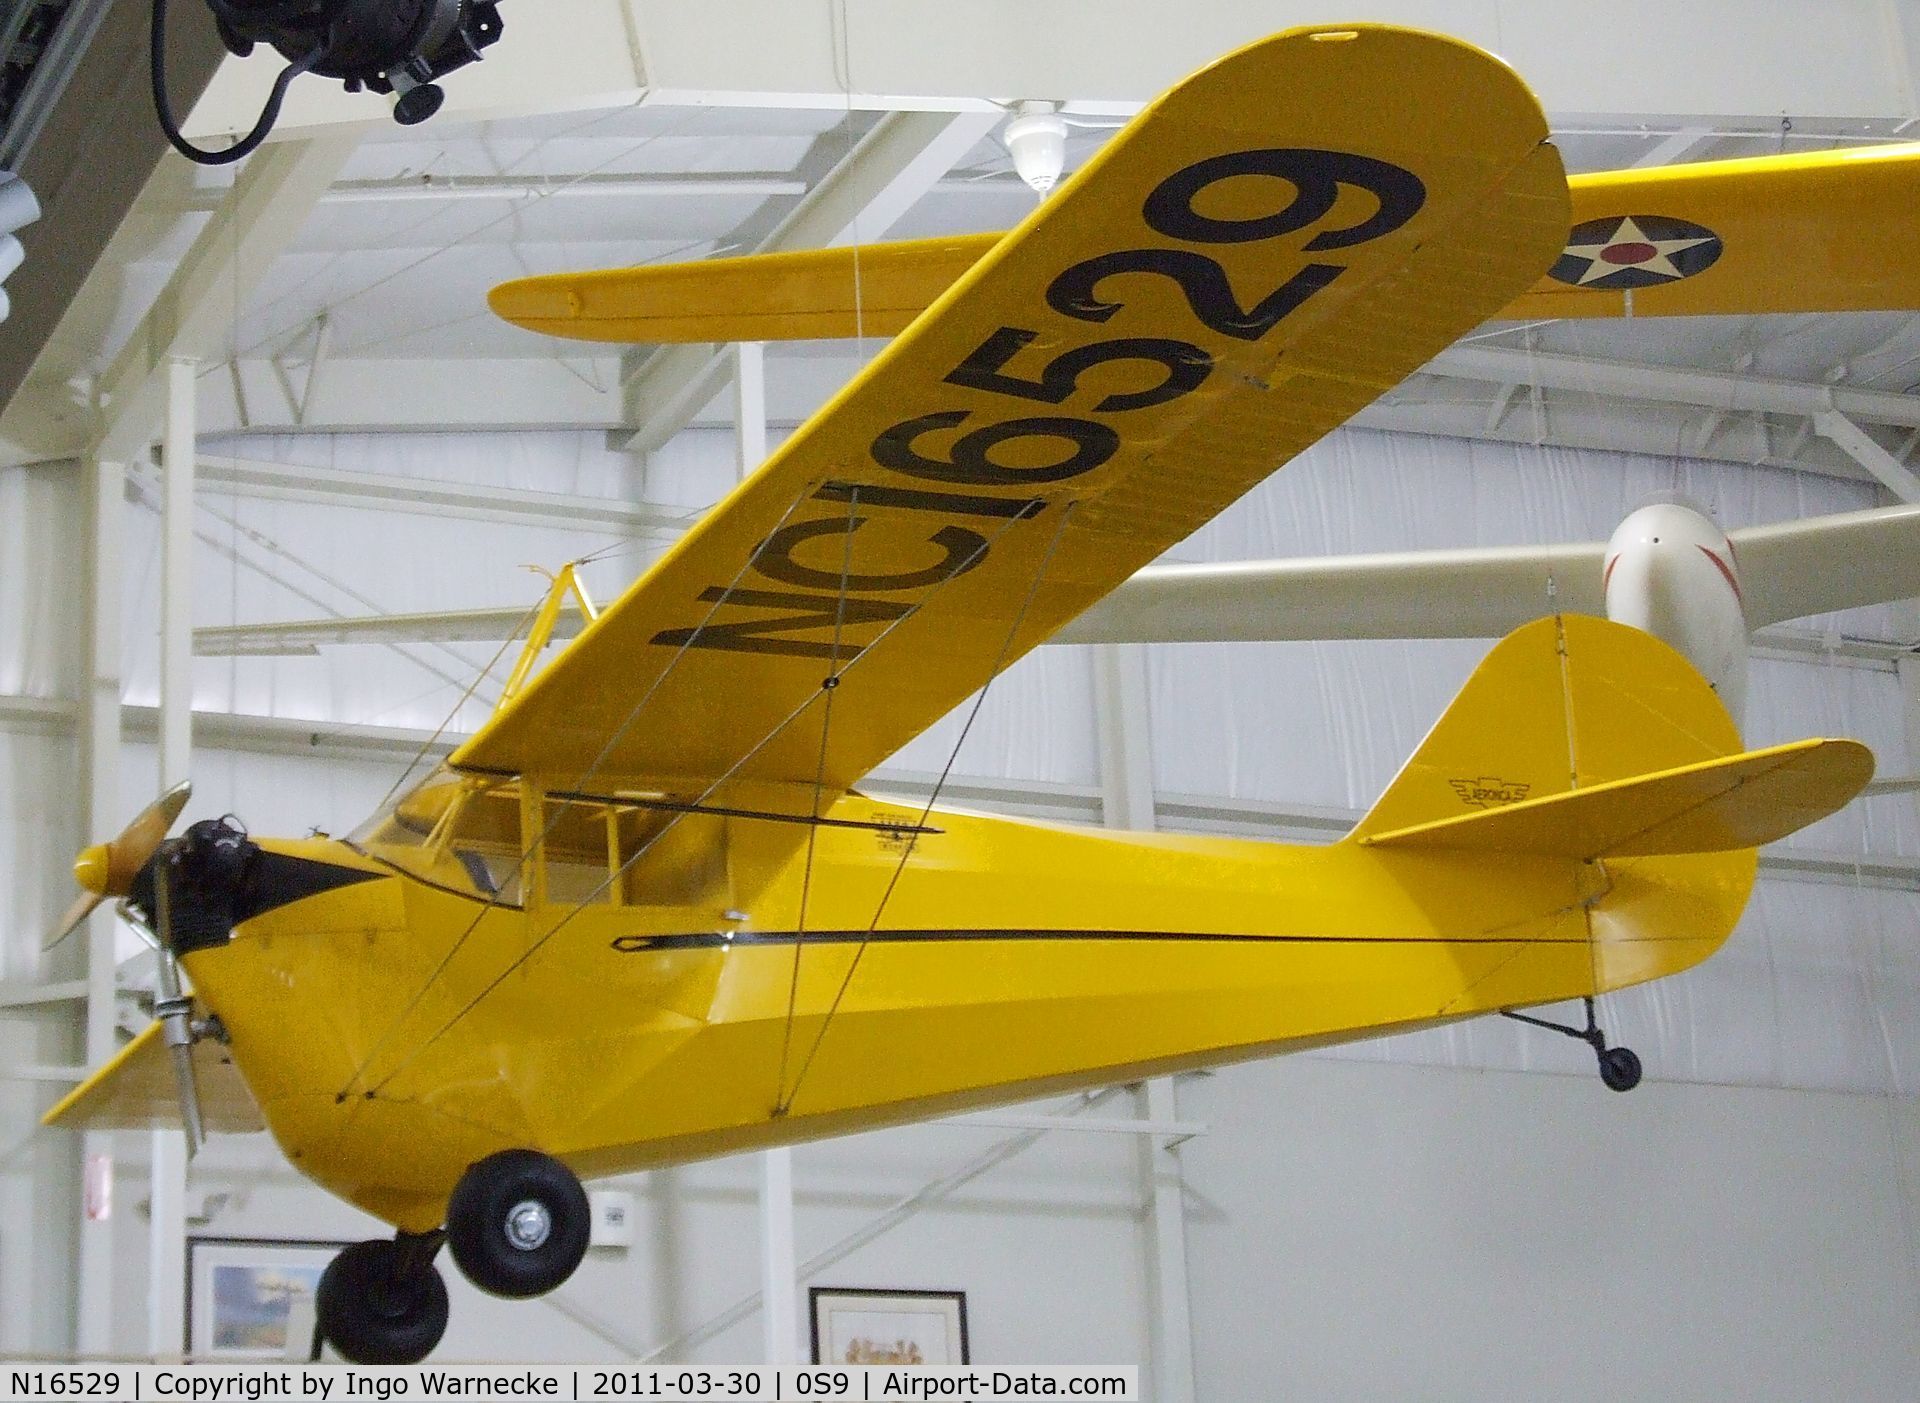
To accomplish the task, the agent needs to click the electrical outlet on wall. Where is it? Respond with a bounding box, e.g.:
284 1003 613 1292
589 1189 636 1249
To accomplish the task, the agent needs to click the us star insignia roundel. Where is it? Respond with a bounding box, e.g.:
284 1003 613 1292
1548 214 1723 290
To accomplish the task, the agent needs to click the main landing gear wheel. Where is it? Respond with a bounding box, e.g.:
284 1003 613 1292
1500 997 1644 1093
447 1148 591 1298
315 1237 449 1364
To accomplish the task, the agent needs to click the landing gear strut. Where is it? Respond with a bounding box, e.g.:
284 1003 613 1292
1501 997 1643 1092
315 1232 449 1364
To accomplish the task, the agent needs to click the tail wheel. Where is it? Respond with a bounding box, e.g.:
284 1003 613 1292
1598 1046 1643 1093
447 1149 591 1298
315 1239 449 1364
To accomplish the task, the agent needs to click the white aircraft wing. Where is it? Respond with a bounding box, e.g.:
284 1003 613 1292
1054 543 1605 643
194 505 1920 657
1733 503 1920 628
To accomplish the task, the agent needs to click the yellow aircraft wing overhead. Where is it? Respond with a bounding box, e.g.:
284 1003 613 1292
41 1021 266 1134
490 234 1000 345
1509 142 1920 319
456 24 1568 792
491 142 1920 344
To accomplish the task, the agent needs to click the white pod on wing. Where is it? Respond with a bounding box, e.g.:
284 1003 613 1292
1603 499 1749 724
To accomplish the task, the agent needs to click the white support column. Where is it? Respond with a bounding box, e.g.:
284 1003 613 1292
759 1147 801 1366
1092 644 1195 1403
1093 644 1156 832
743 346 794 1369
1896 615 1920 838
1140 1077 1197 1403
74 450 123 1356
733 342 768 482
148 356 196 1362
160 358 196 778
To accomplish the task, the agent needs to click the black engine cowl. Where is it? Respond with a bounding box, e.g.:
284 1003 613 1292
130 818 260 956
130 818 389 955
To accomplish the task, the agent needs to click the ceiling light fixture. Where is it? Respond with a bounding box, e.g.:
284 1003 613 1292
1005 99 1068 197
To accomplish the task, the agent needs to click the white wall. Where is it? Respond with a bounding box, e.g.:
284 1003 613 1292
1183 1056 1920 1403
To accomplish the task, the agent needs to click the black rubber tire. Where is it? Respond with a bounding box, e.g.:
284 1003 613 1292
446 1149 591 1298
1599 1046 1643 1093
315 1239 449 1365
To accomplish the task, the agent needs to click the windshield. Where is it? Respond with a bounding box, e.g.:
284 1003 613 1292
347 767 714 907
349 767 526 902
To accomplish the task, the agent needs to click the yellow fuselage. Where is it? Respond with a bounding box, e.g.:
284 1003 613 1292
181 792 1749 1233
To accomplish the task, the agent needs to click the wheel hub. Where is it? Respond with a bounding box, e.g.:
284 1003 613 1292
504 1199 552 1251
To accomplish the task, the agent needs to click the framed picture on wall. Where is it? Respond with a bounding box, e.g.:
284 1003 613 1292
186 1237 348 1360
810 1287 970 1366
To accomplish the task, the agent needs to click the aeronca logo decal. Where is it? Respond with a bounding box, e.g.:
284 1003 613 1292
1548 215 1723 291
1449 776 1532 809
647 147 1428 658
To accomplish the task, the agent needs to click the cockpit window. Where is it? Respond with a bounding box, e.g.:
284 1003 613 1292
348 767 728 909
349 767 525 901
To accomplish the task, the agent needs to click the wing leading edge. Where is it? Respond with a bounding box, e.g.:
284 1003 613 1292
454 25 1569 800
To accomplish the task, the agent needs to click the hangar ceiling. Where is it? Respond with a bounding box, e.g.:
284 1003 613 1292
3 0 1919 499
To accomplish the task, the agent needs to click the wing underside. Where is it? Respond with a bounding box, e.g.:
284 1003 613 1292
42 1021 265 1135
453 26 1569 804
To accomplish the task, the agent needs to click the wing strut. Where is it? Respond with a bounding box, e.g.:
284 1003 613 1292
773 501 1080 1117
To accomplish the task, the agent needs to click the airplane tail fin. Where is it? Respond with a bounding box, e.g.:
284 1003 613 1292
1348 615 1872 993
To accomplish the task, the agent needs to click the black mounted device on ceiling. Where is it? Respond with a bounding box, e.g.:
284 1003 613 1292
153 0 505 166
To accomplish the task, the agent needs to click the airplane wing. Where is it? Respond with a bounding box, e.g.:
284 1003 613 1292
452 24 1569 793
1055 544 1604 645
192 546 1606 657
1507 143 1920 319
490 143 1920 344
42 1021 266 1134
1733 503 1920 627
489 234 998 345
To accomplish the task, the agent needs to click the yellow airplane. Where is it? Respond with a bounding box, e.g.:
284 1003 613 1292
44 25 1878 1365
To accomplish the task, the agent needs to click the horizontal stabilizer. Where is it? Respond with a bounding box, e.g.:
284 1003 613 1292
1358 738 1874 858
41 1020 265 1135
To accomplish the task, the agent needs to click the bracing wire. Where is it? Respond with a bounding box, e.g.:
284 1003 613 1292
362 496 1051 1096
337 488 817 1098
368 596 546 817
774 486 863 1110
775 501 1080 1115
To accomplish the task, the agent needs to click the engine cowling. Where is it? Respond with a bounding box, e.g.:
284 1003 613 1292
1602 500 1749 724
